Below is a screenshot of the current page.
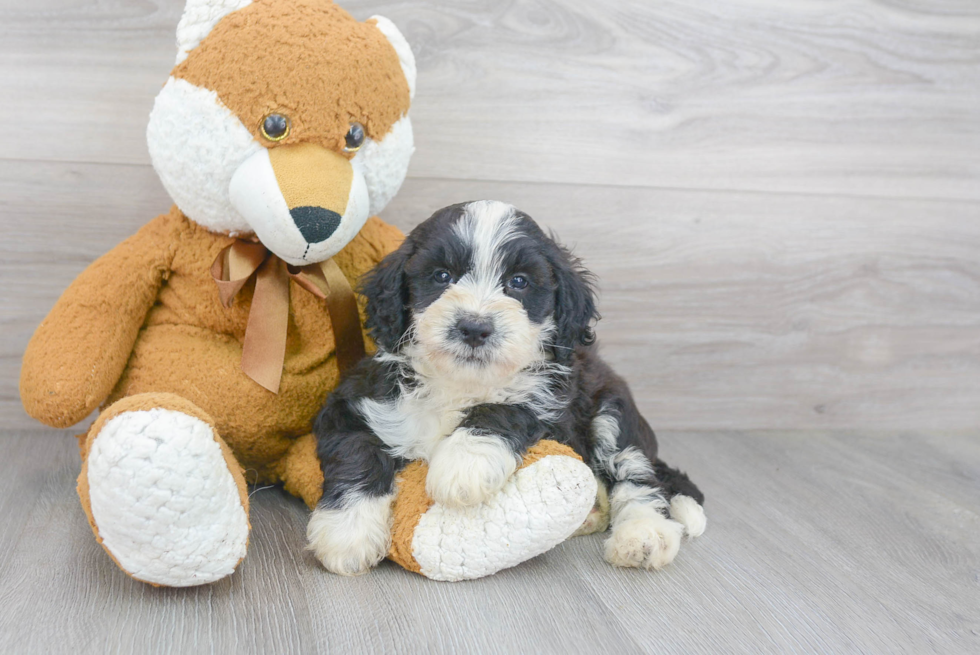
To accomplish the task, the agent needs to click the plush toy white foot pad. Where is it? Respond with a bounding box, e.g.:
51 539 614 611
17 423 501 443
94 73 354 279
411 454 597 581
86 408 249 586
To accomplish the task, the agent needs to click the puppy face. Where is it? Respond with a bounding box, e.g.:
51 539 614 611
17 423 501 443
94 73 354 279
362 201 598 384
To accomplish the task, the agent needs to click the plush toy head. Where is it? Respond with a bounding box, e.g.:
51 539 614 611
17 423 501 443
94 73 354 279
147 0 416 266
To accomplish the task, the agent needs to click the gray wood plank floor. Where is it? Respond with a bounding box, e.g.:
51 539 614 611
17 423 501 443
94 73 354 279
0 429 976 654
1 0 978 653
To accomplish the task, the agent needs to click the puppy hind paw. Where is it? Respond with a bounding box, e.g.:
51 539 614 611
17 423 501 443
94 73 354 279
669 494 707 539
603 515 684 570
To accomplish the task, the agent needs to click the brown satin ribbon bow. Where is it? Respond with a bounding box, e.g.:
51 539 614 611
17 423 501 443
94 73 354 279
211 240 365 394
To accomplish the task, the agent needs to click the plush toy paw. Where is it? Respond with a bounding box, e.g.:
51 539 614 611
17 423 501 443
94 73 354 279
390 441 597 581
78 396 250 587
603 513 684 570
425 428 519 508
307 495 393 576
670 494 707 538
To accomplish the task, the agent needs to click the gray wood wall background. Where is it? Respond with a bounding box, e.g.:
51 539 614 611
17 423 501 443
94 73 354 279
1 1 978 653
3 0 978 432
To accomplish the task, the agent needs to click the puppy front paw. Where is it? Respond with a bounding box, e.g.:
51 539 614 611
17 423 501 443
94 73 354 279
307 495 393 576
604 514 684 570
426 428 520 508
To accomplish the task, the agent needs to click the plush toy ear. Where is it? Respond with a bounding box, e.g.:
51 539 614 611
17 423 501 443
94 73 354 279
175 0 253 65
361 237 415 352
370 16 417 100
545 238 599 366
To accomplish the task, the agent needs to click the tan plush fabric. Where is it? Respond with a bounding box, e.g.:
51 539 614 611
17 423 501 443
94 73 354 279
387 440 584 573
271 143 354 215
21 207 403 494
275 433 325 509
173 0 411 154
19 0 427 583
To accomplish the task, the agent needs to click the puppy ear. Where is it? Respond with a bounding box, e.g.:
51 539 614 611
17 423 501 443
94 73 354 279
546 238 599 366
361 238 414 352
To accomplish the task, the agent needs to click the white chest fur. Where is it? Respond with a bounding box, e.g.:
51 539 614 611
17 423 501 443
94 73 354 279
357 392 464 462
355 363 567 461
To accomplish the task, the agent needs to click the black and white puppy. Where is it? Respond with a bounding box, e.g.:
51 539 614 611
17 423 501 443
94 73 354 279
308 200 706 575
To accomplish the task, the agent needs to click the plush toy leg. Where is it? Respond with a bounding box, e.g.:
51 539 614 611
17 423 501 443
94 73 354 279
387 441 597 581
278 433 324 510
77 393 250 587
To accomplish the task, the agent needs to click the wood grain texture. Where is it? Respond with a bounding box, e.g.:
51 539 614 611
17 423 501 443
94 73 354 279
1 0 979 652
3 163 978 430
1 0 978 199
0 429 976 654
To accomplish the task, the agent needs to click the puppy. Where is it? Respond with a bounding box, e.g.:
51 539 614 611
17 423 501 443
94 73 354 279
308 200 706 575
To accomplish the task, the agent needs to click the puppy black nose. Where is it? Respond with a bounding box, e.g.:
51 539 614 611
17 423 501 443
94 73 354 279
290 206 342 244
456 318 495 348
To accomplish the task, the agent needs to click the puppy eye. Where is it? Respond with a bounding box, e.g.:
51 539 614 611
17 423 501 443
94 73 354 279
344 122 366 152
260 113 291 142
508 275 529 290
433 269 452 284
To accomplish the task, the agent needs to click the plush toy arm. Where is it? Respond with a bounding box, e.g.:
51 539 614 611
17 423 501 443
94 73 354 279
20 214 179 428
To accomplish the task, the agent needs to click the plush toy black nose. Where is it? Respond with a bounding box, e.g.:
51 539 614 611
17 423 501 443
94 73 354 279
456 317 495 348
290 206 342 244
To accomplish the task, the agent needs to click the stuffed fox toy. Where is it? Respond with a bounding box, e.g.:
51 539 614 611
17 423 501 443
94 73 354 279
19 0 595 586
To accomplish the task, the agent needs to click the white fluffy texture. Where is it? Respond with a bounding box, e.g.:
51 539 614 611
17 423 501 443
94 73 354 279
359 348 566 462
670 494 707 538
86 409 249 587
609 480 669 519
591 411 656 483
147 77 259 235
454 200 522 283
604 481 682 570
357 392 462 462
425 428 520 508
370 16 417 100
175 0 252 65
412 455 597 581
307 493 394 576
228 148 370 265
358 115 414 217
604 513 684 570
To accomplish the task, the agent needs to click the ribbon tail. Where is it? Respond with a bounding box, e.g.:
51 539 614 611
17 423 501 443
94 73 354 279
241 256 290 393
318 259 366 375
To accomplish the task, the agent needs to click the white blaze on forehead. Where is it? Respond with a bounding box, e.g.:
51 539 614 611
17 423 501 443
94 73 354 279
453 201 523 286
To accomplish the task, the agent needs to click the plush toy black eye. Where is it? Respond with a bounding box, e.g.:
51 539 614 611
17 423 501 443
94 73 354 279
433 269 452 284
344 122 366 152
508 275 529 290
260 113 290 142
